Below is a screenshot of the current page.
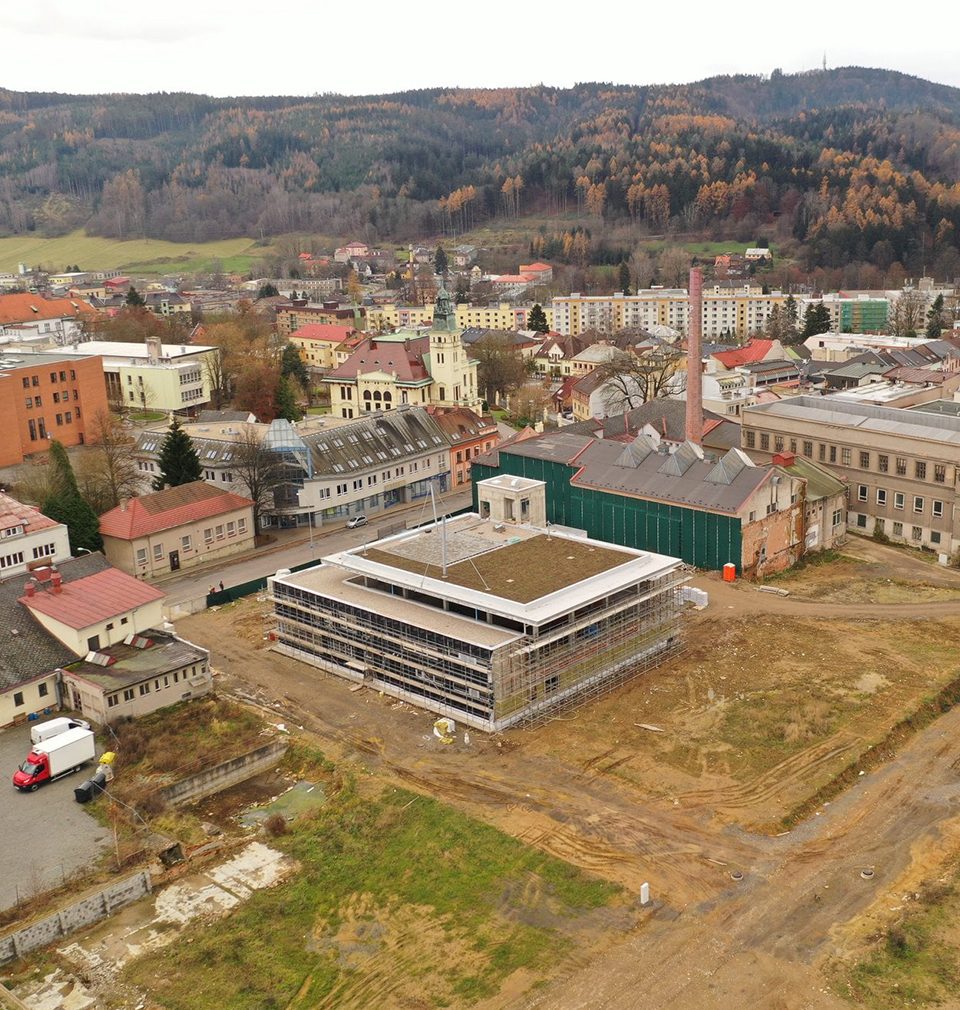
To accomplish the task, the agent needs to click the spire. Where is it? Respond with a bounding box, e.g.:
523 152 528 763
431 285 457 332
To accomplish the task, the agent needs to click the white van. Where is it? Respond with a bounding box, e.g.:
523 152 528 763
30 717 91 746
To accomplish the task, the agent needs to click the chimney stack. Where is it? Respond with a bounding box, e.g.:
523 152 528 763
685 267 703 445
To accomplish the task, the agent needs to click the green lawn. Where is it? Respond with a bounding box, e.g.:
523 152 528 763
124 786 619 1009
0 231 267 275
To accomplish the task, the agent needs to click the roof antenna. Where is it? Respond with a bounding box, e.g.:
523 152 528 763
822 52 827 72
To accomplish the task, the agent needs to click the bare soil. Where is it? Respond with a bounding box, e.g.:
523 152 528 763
162 542 960 1010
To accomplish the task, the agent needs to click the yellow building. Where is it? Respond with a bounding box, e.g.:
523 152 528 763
289 323 360 372
365 302 553 334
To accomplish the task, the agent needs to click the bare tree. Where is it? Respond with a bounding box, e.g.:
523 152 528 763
75 410 144 512
592 348 687 414
231 425 289 535
658 247 692 288
890 290 927 337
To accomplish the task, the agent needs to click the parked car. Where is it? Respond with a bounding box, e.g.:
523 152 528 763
346 515 368 529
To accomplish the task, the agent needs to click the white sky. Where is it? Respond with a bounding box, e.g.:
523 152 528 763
5 0 960 97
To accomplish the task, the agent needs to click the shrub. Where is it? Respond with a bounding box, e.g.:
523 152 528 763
263 813 288 837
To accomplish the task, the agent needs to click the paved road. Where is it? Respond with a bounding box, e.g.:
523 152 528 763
159 488 474 606
0 723 111 911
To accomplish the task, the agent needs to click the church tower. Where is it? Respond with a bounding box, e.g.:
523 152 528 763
428 285 480 409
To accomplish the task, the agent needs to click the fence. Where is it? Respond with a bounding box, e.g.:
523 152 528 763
0 870 152 966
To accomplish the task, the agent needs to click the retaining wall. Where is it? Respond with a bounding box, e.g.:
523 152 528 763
158 739 288 806
0 870 151 965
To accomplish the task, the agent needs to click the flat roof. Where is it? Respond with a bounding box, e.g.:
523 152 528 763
909 400 960 418
35 342 214 362
283 514 683 626
746 395 960 446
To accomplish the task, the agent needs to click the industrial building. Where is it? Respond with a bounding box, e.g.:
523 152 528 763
269 476 688 732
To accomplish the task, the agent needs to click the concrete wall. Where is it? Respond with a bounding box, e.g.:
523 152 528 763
0 870 151 965
159 739 287 806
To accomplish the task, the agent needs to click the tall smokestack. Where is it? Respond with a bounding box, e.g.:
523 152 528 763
685 267 703 445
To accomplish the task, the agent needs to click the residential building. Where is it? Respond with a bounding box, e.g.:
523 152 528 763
27 336 218 415
268 489 687 732
803 294 890 333
744 247 773 261
364 302 553 333
0 292 98 346
708 339 789 373
61 630 210 724
742 396 960 554
518 262 554 283
276 301 365 337
289 323 359 372
532 334 594 377
324 289 481 418
334 241 371 263
551 288 787 339
571 368 642 421
0 350 110 467
452 244 477 268
0 493 71 577
570 342 620 376
0 554 106 727
426 407 499 487
765 450 847 552
472 430 807 576
99 481 256 579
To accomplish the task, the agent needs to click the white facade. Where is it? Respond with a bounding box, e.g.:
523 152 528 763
0 496 71 578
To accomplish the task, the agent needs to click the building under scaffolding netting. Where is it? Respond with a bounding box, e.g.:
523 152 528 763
267 477 689 731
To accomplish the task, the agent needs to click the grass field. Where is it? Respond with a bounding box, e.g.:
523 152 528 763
123 785 621 1009
0 231 268 275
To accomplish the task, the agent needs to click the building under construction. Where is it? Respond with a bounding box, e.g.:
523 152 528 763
268 476 688 732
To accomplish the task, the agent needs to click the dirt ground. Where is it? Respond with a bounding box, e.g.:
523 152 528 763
169 542 960 1010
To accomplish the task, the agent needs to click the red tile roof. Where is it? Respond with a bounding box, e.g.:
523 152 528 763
0 293 97 325
0 493 61 535
99 481 254 540
711 339 775 369
291 323 357 343
326 336 431 383
20 568 165 630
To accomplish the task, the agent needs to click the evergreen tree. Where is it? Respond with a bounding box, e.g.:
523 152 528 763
782 294 800 343
257 282 279 299
926 294 945 339
618 261 631 295
42 441 102 553
454 276 469 304
281 342 309 389
275 376 302 422
434 246 448 277
801 302 831 339
153 418 202 491
527 303 549 334
125 285 145 307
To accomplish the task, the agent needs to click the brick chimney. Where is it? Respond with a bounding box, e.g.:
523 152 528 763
685 267 703 445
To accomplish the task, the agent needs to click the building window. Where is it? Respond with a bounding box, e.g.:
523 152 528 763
204 527 213 544
892 521 903 537
876 489 887 506
774 436 784 452
759 433 770 451
857 485 867 502
801 441 812 456
87 634 100 651
153 543 164 560
894 492 904 510
856 514 867 528
832 509 843 527
745 431 755 448
914 497 924 513
829 446 837 463
818 444 825 461
38 682 48 697
123 688 135 701
933 500 944 518
106 622 114 631
226 521 236 536
859 451 870 468
238 518 247 534
139 683 150 695
916 461 927 480
136 548 147 564
935 465 946 484
14 691 24 707
932 531 942 544
216 525 225 540
912 526 922 541
895 457 907 476
21 377 29 389
181 535 192 550
878 455 888 473
841 448 851 466
788 439 797 453
108 694 119 708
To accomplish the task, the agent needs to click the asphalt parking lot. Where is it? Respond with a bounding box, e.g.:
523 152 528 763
0 721 111 912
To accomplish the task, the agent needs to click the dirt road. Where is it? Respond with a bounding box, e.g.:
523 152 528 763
174 544 960 1010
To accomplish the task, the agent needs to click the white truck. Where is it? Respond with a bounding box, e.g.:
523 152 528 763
30 717 90 746
13 727 96 791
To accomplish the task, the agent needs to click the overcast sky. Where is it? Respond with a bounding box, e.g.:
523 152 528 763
5 1 960 97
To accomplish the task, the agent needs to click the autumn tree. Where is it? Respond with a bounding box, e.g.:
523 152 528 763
234 362 281 421
231 425 288 535
153 419 202 491
890 291 925 337
473 333 530 405
346 268 363 305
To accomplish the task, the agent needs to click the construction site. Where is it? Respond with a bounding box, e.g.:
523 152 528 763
268 476 689 731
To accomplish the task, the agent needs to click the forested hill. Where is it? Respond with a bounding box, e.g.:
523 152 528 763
2 67 960 272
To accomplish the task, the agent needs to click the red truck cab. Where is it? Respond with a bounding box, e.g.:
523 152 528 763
13 751 50 791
